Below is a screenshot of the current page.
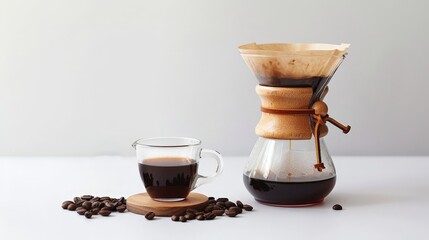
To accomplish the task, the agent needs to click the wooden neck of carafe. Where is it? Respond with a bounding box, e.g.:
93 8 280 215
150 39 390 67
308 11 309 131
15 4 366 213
255 85 328 139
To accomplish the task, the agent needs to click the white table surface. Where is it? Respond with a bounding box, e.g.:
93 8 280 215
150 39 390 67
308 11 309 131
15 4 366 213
1 156 428 240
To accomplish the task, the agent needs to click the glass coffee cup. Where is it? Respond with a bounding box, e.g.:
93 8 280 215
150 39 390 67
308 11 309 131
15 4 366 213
132 137 223 202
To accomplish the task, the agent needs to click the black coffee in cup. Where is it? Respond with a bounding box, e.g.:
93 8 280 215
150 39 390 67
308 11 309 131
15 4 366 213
138 157 198 200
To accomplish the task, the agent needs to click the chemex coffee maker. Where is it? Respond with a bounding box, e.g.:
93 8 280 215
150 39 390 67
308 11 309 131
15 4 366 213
239 43 350 206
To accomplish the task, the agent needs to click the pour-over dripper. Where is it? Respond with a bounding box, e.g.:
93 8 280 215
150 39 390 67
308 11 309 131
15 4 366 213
239 43 349 103
239 43 350 206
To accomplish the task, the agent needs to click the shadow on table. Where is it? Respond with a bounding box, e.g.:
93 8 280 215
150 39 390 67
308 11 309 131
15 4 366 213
329 185 429 207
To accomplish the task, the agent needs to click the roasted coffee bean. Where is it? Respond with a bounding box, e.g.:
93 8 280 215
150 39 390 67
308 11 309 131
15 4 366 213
225 209 237 217
179 216 187 222
118 197 125 204
204 212 216 220
100 197 110 201
332 204 342 210
184 213 195 220
76 207 87 215
73 197 81 203
91 202 100 209
67 203 77 211
196 215 205 221
104 202 114 210
236 201 244 208
208 196 215 200
145 212 155 220
185 208 198 215
208 199 216 204
112 201 120 208
217 198 228 202
213 205 224 210
204 205 214 213
62 201 74 209
82 201 92 210
75 200 84 207
116 205 126 213
84 211 92 219
195 211 204 216
81 195 93 201
212 210 225 216
91 208 100 215
98 202 105 208
230 206 242 214
171 215 180 221
99 208 111 216
243 204 253 211
92 197 100 202
216 201 226 207
225 201 236 209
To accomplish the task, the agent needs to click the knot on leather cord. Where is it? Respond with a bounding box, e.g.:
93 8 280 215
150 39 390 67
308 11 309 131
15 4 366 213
260 101 351 172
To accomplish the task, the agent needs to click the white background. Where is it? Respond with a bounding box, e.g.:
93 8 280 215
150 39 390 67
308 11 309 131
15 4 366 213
1 0 428 156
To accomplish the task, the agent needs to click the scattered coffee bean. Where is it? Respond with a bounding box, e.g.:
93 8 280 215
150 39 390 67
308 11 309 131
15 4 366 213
186 208 198 215
99 208 112 216
64 195 254 222
204 205 214 213
91 202 100 209
112 201 120 208
225 201 236 209
67 203 77 211
62 201 74 209
204 212 216 220
213 205 224 210
81 195 93 201
116 205 126 213
212 210 225 216
91 208 100 215
168 197 253 223
243 204 253 211
104 202 113 210
230 206 242 214
76 207 87 215
100 197 110 201
332 204 343 210
62 195 127 219
75 200 84 207
145 212 155 220
184 213 196 220
225 209 237 217
84 211 92 219
82 201 92 210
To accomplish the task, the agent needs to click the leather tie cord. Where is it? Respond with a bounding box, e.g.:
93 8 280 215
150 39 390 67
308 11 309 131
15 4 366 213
260 105 351 172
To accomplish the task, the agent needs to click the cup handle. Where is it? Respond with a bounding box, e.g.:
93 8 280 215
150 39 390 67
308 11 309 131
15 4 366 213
193 149 224 189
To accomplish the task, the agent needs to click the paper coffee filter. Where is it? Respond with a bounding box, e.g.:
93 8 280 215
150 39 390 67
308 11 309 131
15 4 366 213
239 43 350 79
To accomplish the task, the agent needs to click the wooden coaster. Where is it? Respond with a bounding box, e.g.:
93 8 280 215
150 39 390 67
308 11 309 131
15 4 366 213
126 192 208 217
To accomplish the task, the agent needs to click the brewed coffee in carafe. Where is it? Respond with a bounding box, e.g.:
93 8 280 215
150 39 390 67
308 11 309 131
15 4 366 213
239 43 350 206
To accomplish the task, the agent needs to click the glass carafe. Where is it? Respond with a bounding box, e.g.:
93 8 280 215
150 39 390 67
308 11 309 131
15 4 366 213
239 43 350 206
243 137 335 206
